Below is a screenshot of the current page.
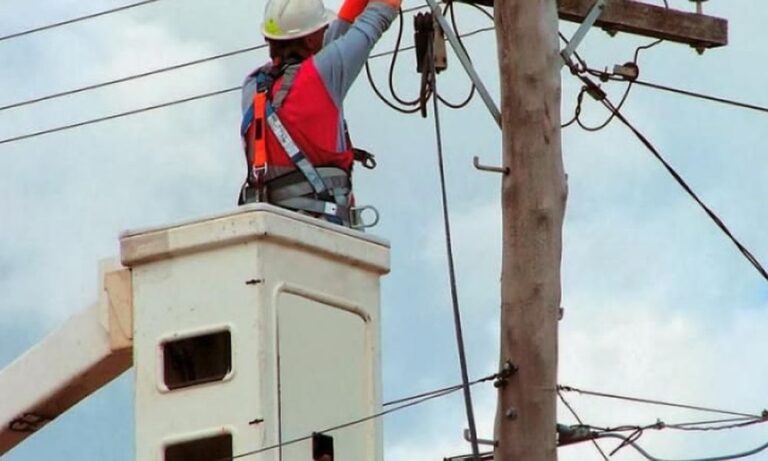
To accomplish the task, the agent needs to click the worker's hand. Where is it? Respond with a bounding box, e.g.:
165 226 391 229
371 0 402 11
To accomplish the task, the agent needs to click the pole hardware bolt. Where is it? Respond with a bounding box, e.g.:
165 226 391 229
505 407 518 420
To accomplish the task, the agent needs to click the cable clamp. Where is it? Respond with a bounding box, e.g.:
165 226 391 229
581 77 607 101
556 424 599 447
493 360 518 388
612 62 640 81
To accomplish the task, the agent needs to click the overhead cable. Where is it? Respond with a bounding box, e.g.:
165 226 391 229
427 39 482 461
364 7 424 114
0 45 267 113
1 5 433 114
369 25 493 60
0 86 241 146
631 79 768 115
383 372 498 407
597 432 768 461
665 417 768 432
0 25 496 147
215 370 500 461
558 390 610 461
365 1 493 114
559 385 764 419
559 32 663 131
599 91 768 283
586 416 766 435
434 1 477 110
559 55 768 283
0 0 161 44
221 387 460 461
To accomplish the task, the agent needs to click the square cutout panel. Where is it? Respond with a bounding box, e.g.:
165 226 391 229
163 330 232 390
165 433 232 461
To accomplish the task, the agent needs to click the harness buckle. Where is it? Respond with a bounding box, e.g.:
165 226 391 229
238 181 261 205
351 205 380 230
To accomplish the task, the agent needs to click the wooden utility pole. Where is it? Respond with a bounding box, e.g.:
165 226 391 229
494 2 564 461
489 1 728 461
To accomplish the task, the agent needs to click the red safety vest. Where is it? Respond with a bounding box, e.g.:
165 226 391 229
244 58 355 181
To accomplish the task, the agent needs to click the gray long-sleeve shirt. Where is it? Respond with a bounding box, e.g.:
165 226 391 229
242 3 397 152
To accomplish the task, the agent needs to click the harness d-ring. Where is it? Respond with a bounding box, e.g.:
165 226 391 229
362 155 377 170
351 205 380 230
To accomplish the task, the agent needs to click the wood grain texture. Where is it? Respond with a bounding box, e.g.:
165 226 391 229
494 1 565 460
559 0 727 48
457 0 728 48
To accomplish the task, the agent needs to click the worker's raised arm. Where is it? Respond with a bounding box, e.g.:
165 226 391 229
314 0 399 107
324 0 384 44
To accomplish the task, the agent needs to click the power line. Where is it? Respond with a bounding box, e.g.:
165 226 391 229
383 372 498 407
365 1 489 114
596 432 768 461
434 1 478 109
0 25 496 147
570 416 768 442
365 7 424 114
665 417 768 432
582 416 768 457
427 39 482 461
632 79 768 115
561 60 768 283
0 45 267 113
0 0 161 44
598 91 768 283
559 385 764 419
221 386 460 461
559 32 663 131
558 390 610 461
0 5 435 115
216 371 499 461
589 416 766 434
562 43 768 282
369 25 493 59
580 65 768 116
0 86 241 146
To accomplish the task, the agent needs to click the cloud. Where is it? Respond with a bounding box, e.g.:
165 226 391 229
3 1 768 461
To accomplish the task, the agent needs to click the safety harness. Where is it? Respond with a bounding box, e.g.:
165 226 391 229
239 61 377 229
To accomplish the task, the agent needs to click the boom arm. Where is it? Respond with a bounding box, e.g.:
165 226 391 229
0 266 133 456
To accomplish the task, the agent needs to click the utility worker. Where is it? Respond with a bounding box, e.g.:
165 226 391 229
239 0 401 227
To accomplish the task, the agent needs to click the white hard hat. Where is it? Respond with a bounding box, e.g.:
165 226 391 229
261 0 336 41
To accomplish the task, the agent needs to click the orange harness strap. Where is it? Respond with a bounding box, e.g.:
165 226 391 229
252 91 268 171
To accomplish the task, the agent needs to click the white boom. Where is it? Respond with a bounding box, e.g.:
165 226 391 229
0 264 133 456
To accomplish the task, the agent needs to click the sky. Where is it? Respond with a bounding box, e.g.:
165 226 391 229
1 0 767 460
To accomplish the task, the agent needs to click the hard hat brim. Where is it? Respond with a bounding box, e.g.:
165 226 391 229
262 8 336 41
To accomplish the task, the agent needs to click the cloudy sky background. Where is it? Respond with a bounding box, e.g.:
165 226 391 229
2 0 768 460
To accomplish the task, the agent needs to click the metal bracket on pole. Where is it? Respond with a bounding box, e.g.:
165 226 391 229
463 429 498 447
473 155 508 175
425 0 502 128
559 0 607 68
